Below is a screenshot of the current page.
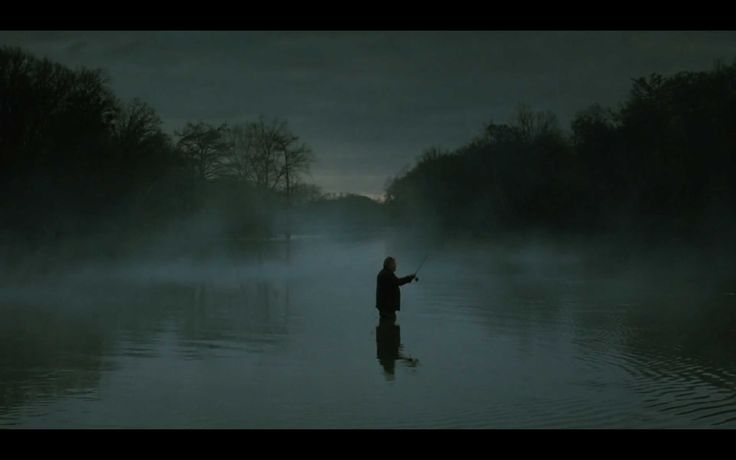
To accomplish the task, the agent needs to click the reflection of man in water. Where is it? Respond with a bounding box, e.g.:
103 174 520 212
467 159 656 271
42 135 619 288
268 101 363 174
376 256 416 320
376 316 418 380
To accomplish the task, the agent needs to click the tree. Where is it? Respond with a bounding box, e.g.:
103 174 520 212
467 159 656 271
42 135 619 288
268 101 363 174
0 46 121 239
272 119 314 206
111 99 182 223
513 104 561 144
224 117 314 200
222 123 256 182
175 122 230 181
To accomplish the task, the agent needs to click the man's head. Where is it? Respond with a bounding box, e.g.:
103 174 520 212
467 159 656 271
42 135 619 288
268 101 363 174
383 256 396 272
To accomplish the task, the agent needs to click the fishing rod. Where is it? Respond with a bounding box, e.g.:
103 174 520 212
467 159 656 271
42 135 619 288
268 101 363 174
413 254 430 282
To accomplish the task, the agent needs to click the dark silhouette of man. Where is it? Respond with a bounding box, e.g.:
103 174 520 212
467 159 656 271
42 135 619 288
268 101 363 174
375 256 417 320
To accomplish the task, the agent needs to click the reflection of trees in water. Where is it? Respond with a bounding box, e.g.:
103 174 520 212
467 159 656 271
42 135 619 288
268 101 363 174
565 271 736 364
177 278 290 348
555 272 736 427
0 257 294 423
176 241 294 349
460 249 736 369
0 304 113 423
438 250 736 425
438 248 736 394
568 276 736 427
616 280 736 366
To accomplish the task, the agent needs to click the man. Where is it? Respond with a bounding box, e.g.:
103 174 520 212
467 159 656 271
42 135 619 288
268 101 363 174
375 256 417 320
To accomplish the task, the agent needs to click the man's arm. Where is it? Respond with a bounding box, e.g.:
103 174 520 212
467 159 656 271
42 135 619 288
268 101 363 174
396 274 416 286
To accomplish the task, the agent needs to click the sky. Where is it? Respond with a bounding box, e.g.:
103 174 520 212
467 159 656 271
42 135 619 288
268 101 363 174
1 31 735 197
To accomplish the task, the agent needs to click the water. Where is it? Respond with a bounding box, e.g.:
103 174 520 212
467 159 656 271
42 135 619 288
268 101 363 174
1 235 736 428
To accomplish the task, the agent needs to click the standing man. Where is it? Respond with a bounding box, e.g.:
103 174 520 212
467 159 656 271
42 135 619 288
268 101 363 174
376 256 417 320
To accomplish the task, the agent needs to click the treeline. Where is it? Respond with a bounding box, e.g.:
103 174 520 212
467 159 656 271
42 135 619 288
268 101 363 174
386 59 736 241
0 46 323 251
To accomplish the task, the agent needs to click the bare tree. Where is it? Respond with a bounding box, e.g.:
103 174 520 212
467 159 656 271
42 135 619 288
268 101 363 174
224 117 314 201
223 123 256 182
175 122 230 180
514 104 561 143
272 119 314 206
114 99 167 153
246 118 282 190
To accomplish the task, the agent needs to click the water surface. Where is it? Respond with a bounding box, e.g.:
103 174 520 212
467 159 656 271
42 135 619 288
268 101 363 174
2 236 735 428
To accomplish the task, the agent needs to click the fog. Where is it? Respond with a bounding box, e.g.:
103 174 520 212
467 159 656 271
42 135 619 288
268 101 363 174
2 228 736 428
3 35 736 428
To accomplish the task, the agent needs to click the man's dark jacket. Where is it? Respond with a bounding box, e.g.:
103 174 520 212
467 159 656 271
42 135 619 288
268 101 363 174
376 268 414 314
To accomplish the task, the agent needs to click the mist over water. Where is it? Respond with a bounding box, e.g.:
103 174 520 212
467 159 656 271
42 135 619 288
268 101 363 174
4 34 736 430
2 233 735 428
